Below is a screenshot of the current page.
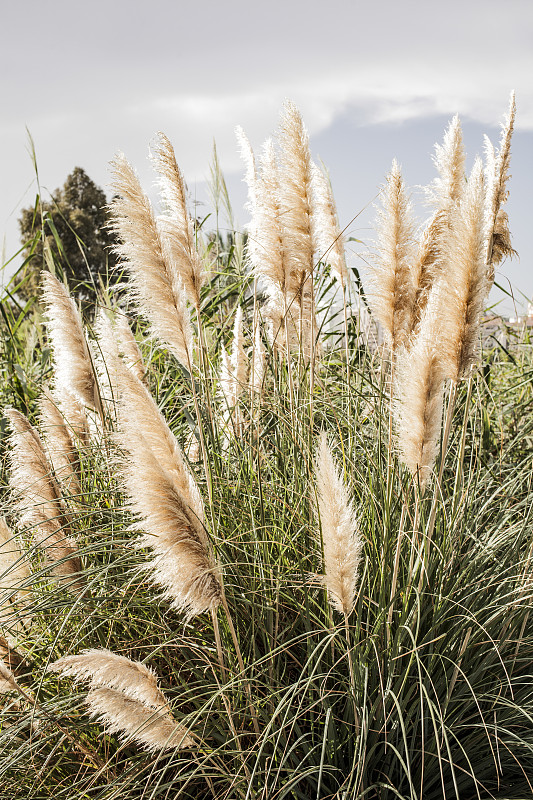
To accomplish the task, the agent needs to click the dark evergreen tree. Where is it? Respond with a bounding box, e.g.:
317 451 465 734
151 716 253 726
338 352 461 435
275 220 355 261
18 167 117 304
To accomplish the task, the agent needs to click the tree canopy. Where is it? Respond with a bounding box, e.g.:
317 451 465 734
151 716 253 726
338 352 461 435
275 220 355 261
18 167 117 305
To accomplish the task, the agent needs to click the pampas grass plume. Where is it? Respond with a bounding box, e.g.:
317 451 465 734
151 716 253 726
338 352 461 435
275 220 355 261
311 163 347 289
250 324 266 396
115 359 204 525
5 408 82 585
314 433 363 617
49 649 194 751
394 292 445 488
41 272 101 415
110 153 195 370
253 139 286 291
115 313 147 383
441 157 488 381
49 648 166 708
278 101 315 282
485 92 516 276
368 160 417 352
86 688 193 751
113 361 221 617
429 114 466 210
38 390 82 496
218 308 249 437
0 517 30 595
151 132 208 309
412 115 465 330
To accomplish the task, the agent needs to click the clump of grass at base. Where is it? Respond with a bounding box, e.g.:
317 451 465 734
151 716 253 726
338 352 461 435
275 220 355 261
1 93 532 800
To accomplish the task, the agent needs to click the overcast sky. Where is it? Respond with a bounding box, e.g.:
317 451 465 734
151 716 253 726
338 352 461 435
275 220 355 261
1 0 532 313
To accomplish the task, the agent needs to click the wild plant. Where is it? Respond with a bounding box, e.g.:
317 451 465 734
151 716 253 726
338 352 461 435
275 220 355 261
1 93 532 800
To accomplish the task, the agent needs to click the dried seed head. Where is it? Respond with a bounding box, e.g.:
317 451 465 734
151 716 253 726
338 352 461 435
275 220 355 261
151 132 208 308
314 433 363 617
368 160 417 352
394 290 446 488
41 272 101 414
86 688 194 751
5 408 82 587
109 153 195 369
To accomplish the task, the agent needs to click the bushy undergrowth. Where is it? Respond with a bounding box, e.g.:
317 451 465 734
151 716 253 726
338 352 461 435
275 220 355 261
1 99 532 800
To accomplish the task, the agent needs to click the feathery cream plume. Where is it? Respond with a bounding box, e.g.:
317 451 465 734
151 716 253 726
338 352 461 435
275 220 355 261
429 114 466 210
410 211 446 332
49 649 193 751
278 101 319 359
151 132 208 309
93 308 121 407
115 360 203 523
314 433 363 617
0 517 31 652
109 153 195 369
49 648 166 708
41 272 102 416
113 361 220 617
38 390 82 496
230 306 248 395
441 157 488 382
311 163 347 290
394 292 445 488
368 160 417 352
119 436 222 617
485 92 517 280
0 517 31 650
412 116 466 330
94 309 146 407
251 140 294 355
5 408 82 586
253 139 286 291
240 127 313 358
278 101 315 290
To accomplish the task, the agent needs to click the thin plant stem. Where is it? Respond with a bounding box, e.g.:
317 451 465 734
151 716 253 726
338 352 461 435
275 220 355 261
185 347 214 517
452 376 473 516
387 500 407 640
425 380 458 555
221 594 261 737
343 613 360 735
211 607 227 685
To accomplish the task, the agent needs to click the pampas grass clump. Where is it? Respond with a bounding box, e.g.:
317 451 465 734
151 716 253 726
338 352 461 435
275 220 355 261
1 95 530 800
